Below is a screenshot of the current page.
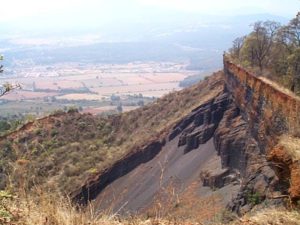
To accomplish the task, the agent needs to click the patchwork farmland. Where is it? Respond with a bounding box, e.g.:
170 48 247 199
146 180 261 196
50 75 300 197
0 62 198 116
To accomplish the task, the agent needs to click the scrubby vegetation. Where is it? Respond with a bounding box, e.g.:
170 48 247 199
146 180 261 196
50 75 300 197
229 12 300 94
0 72 224 196
234 208 300 225
0 114 37 136
2 13 300 224
2 189 300 225
1 189 199 225
179 74 206 88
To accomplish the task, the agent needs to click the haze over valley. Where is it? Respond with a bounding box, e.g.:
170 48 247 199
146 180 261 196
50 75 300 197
0 6 290 116
1 1 300 225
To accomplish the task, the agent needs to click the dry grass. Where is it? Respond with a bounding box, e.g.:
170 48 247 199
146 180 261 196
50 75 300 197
146 181 226 223
3 191 300 225
0 72 225 200
278 135 300 161
234 208 300 225
3 191 203 225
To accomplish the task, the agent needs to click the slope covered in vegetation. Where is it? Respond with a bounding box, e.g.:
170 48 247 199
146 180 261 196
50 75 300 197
1 61 300 224
1 13 300 224
0 72 224 195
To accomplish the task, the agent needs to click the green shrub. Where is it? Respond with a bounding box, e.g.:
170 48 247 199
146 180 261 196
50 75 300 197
50 129 59 137
246 191 262 205
67 107 79 113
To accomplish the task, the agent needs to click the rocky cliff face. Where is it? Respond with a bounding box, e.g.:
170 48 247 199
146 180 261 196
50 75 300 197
224 58 291 150
72 57 300 216
224 56 300 205
72 140 165 205
72 89 238 214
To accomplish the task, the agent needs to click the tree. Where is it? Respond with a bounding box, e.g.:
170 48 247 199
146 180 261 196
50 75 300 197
137 100 144 106
250 21 280 72
277 26 295 54
0 120 11 133
0 55 20 97
116 103 123 113
288 48 300 92
276 13 300 53
287 13 300 47
276 13 300 92
0 57 12 96
229 13 300 94
240 35 256 67
229 36 246 61
234 21 280 72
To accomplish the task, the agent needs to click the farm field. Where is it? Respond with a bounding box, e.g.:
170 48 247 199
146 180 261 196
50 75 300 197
89 82 180 97
82 106 139 115
0 61 197 116
3 72 191 98
1 91 58 101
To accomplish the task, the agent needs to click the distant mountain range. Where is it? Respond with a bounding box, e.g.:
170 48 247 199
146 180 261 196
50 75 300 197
0 13 290 73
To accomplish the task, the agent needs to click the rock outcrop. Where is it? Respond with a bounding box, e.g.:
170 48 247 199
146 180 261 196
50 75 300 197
72 89 277 215
223 55 300 210
72 56 300 216
72 140 165 205
223 56 300 149
173 92 230 153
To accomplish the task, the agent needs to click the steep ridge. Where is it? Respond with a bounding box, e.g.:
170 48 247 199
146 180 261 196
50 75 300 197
73 92 243 217
72 56 300 217
2 57 299 220
224 56 300 205
224 56 300 149
71 87 262 216
71 80 232 207
0 72 226 198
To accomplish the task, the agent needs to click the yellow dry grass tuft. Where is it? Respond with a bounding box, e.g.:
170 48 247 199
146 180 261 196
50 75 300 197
278 135 300 161
4 191 204 225
234 208 300 225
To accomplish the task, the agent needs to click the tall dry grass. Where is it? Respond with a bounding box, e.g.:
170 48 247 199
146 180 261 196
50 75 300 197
233 207 300 225
4 191 300 225
3 189 205 225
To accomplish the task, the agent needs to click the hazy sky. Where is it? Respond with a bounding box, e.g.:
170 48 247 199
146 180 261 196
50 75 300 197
1 0 299 35
2 0 299 22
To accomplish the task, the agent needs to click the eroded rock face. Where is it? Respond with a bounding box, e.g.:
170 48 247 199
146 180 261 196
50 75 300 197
73 58 298 216
72 91 233 208
172 93 230 153
172 73 292 214
72 141 164 205
214 106 248 173
222 57 300 213
171 87 281 214
216 106 279 214
72 89 281 216
223 58 292 151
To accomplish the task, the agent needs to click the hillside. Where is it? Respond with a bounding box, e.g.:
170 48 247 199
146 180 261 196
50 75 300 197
70 56 300 220
1 56 300 224
0 71 224 195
